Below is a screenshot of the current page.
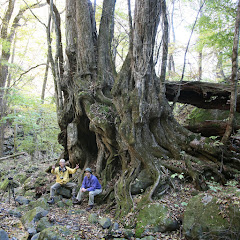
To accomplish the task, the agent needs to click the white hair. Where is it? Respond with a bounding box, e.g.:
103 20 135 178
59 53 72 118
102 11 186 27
59 159 65 163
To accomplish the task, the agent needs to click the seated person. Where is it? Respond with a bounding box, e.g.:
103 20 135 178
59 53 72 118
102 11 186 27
74 168 102 211
47 159 79 204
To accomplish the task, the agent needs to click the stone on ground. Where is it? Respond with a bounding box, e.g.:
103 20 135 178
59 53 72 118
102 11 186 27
16 196 30 205
0 229 9 240
183 188 240 240
36 217 53 232
88 213 99 224
98 217 111 229
29 197 49 210
135 203 178 238
21 207 48 230
38 226 70 240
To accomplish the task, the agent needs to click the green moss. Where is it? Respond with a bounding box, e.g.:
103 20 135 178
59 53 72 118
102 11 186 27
15 173 28 184
187 108 240 126
183 191 240 239
135 203 173 238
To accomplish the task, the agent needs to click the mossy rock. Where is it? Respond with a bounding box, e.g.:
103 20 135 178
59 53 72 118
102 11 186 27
23 177 35 191
36 217 53 232
38 225 70 240
29 198 49 210
135 203 176 238
15 173 28 184
183 190 240 240
34 173 49 188
24 190 36 198
21 207 48 230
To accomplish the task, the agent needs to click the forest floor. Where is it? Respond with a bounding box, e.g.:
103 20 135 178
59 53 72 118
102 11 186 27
0 154 196 239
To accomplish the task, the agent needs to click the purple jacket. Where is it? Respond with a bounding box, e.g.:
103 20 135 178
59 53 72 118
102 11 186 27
81 174 101 191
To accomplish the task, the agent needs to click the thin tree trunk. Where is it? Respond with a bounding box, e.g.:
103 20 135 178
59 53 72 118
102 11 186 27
41 54 50 103
221 0 240 144
198 0 203 81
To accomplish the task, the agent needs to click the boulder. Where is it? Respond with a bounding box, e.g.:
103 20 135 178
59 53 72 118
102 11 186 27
23 177 35 191
24 190 36 198
112 222 119 230
56 186 72 198
21 207 48 230
16 196 30 205
131 170 154 195
29 198 49 210
88 213 99 224
0 229 9 240
31 233 40 240
7 209 22 218
38 226 70 240
123 229 135 239
15 173 28 184
99 217 111 229
183 189 240 240
36 217 53 232
27 227 37 236
135 203 179 238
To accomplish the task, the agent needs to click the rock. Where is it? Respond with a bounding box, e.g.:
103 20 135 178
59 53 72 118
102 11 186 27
135 203 179 238
112 222 119 230
36 217 53 232
57 201 65 208
131 170 154 195
7 209 22 218
29 198 49 210
0 229 9 240
24 190 36 198
23 177 35 191
183 189 240 240
28 227 37 236
15 173 28 184
38 226 70 240
21 207 48 230
56 186 72 198
62 199 72 206
16 196 30 205
123 229 134 239
31 233 40 240
88 213 99 224
98 217 111 229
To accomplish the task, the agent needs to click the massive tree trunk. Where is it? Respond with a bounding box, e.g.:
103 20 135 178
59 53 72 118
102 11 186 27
58 0 240 216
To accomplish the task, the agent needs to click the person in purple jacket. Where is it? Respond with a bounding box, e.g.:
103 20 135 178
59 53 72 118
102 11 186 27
74 168 102 210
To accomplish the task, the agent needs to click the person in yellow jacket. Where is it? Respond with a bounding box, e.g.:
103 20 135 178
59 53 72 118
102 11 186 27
47 159 79 204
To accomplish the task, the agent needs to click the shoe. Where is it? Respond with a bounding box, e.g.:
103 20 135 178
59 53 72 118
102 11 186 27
86 205 93 211
73 199 82 205
47 198 54 204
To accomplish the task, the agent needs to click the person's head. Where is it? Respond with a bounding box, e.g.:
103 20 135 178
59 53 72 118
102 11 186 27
59 159 66 168
84 168 92 178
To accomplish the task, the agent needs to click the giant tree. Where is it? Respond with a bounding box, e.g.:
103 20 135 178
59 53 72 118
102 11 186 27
56 0 240 216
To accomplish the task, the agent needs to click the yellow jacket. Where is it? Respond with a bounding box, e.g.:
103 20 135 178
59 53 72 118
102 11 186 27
51 166 77 184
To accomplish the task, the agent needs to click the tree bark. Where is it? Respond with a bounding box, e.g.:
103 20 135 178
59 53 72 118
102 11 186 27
165 81 240 112
221 0 240 144
58 0 240 217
